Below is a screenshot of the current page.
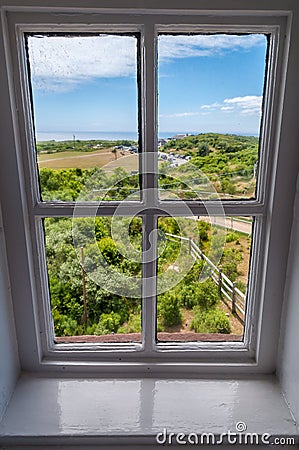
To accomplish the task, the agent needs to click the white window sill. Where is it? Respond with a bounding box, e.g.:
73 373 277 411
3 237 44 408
0 374 297 447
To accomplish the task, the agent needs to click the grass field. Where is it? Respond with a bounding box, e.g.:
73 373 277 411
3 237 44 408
103 154 138 173
38 149 138 172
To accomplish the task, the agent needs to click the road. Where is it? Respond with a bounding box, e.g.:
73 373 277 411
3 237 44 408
197 216 252 235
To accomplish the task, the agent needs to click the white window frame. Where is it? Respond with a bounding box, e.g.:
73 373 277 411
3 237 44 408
2 8 291 374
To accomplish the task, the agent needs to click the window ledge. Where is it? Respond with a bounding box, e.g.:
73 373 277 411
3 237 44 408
0 374 297 447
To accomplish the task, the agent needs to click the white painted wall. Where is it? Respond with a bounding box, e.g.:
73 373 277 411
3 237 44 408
0 204 19 421
278 180 299 427
0 11 20 420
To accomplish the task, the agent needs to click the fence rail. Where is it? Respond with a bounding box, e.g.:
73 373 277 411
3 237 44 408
165 233 246 323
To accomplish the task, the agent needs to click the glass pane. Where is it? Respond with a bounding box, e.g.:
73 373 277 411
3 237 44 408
156 216 253 342
27 34 140 202
158 34 268 200
44 216 142 343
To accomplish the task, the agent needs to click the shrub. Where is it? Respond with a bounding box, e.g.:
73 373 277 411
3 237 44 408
93 322 110 336
98 237 123 265
194 279 219 309
95 217 109 240
182 261 204 284
158 293 182 328
191 308 231 334
85 324 97 335
167 276 218 310
178 284 197 309
129 217 142 236
118 313 141 334
94 311 122 335
158 217 180 235
197 220 210 243
226 232 239 243
221 248 242 281
52 309 80 336
220 178 236 195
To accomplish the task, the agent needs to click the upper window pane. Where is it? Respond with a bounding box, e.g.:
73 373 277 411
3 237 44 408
27 34 140 202
158 34 268 200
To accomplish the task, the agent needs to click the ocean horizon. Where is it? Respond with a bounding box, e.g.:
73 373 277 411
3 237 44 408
36 130 258 142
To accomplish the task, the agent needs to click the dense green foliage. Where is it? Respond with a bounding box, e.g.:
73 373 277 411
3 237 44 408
39 167 139 201
38 133 253 337
159 133 259 198
191 308 231 334
45 217 141 336
45 214 243 337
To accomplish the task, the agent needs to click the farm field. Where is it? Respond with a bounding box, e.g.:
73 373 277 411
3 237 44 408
38 148 139 171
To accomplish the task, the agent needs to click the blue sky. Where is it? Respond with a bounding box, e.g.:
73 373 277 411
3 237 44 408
28 33 267 138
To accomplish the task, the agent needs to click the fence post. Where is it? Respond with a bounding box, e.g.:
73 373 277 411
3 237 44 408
232 282 236 315
81 246 88 325
218 267 223 299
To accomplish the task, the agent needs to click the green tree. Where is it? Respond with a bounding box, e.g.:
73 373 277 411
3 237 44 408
95 311 123 334
197 142 209 156
98 237 123 266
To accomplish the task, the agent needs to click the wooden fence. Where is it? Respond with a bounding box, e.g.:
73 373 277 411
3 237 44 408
165 233 246 323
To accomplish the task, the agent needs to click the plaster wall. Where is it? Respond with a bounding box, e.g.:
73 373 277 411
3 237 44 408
0 204 19 421
278 181 299 428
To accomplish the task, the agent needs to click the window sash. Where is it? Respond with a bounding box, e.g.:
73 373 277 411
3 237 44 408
4 9 290 369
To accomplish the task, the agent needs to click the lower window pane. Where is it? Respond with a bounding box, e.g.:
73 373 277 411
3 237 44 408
44 216 142 343
156 216 253 342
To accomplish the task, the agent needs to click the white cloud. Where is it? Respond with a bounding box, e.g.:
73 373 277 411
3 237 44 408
28 35 137 92
158 34 266 61
201 102 221 110
224 95 262 115
220 106 234 114
28 33 266 92
220 106 234 111
200 95 262 116
160 111 207 118
160 95 262 120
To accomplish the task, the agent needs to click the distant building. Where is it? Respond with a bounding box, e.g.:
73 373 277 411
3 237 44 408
171 133 189 140
158 138 168 147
